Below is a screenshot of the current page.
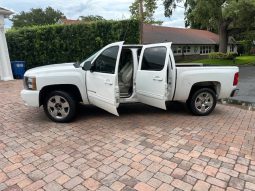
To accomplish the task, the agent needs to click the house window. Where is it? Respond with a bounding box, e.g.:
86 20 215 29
173 47 177 54
183 46 191 53
200 46 212 54
173 46 191 54
177 47 182 54
194 46 199 53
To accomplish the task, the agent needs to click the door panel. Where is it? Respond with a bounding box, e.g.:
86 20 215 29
86 42 123 116
167 53 176 101
136 43 171 110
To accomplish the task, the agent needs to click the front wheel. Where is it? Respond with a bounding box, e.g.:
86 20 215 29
187 88 217 116
43 91 77 123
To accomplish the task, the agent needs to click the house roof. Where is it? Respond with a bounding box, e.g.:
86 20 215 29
58 18 80 25
0 7 14 17
143 24 220 45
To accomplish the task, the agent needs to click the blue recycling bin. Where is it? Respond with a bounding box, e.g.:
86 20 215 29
11 61 26 79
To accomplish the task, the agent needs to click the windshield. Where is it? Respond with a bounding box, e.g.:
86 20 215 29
80 50 100 66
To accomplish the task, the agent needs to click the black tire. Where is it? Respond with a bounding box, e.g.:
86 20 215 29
187 88 217 116
43 91 77 123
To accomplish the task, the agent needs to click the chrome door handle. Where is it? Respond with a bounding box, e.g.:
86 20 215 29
153 76 163 81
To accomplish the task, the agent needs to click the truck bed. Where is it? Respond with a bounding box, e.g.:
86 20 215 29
173 65 239 101
176 63 204 67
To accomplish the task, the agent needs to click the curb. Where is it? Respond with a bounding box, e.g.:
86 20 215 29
219 98 255 111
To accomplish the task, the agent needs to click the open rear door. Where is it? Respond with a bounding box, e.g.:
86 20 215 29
136 43 171 110
86 42 124 116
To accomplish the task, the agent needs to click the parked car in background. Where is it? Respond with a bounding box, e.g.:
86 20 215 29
21 42 239 122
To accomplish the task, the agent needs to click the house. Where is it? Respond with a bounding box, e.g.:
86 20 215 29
143 24 238 61
57 18 80 25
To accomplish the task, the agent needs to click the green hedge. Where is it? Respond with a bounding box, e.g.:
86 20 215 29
6 20 140 69
208 52 238 60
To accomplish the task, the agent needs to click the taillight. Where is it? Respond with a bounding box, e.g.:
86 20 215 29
233 72 239 86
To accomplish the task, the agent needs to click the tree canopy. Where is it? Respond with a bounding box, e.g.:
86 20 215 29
130 0 163 25
130 0 255 52
10 7 65 28
184 0 255 30
183 0 255 52
79 15 105 22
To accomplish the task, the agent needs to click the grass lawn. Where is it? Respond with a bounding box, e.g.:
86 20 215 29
190 55 255 66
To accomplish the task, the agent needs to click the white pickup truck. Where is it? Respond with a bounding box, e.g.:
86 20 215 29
21 42 239 122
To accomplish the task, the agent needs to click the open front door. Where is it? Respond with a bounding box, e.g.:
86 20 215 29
136 43 171 110
86 42 124 116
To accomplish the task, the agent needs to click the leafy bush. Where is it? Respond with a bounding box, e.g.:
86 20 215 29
208 52 225 59
226 52 238 59
6 20 139 69
208 52 238 60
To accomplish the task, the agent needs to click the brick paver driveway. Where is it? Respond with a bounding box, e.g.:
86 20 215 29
0 80 255 191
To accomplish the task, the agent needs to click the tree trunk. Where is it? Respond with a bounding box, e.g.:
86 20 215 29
219 22 228 53
139 0 144 44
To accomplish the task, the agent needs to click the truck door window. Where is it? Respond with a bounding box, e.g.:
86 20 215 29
141 47 167 71
93 46 119 74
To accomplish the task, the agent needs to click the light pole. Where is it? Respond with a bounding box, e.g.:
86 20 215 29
139 0 144 44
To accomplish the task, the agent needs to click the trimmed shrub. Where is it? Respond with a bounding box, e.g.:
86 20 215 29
226 52 238 59
208 52 238 60
208 52 226 59
6 20 140 69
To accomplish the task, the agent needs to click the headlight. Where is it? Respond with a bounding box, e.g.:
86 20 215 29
24 77 37 90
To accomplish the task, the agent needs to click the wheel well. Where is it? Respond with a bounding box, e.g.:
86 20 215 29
39 84 83 106
188 81 221 100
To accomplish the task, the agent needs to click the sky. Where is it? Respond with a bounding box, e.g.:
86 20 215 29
0 0 185 28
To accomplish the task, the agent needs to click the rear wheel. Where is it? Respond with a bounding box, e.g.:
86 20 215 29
187 88 216 116
43 91 77 122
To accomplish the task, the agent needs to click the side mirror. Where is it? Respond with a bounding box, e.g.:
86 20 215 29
82 61 92 71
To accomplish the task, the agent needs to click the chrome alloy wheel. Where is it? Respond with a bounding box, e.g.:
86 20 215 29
47 95 70 119
194 92 214 113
